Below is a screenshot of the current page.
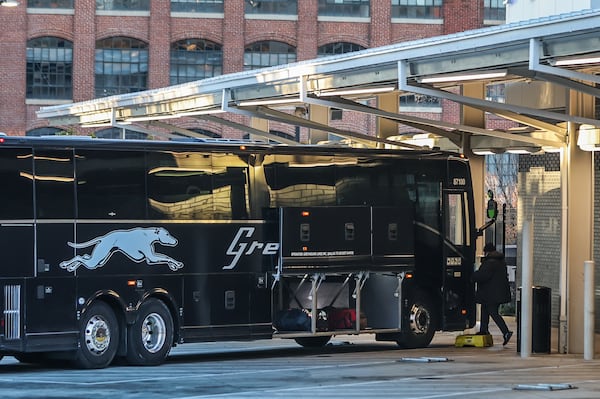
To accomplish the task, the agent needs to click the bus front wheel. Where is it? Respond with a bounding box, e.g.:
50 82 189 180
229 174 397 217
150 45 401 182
73 301 119 369
126 298 173 366
397 292 437 349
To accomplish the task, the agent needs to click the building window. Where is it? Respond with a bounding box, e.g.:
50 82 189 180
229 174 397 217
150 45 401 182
27 127 62 136
170 39 222 84
26 37 73 100
391 0 442 19
486 83 505 103
27 0 73 7
244 41 296 70
317 42 366 57
95 127 148 140
400 93 440 109
95 37 148 97
484 0 505 21
244 0 297 15
96 0 150 11
318 0 370 18
171 128 221 140
170 0 223 13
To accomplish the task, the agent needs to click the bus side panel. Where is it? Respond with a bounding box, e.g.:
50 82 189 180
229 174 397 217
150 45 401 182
0 226 34 278
26 223 78 350
60 222 275 342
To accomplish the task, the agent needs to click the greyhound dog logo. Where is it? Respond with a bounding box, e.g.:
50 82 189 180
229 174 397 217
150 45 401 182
59 227 184 272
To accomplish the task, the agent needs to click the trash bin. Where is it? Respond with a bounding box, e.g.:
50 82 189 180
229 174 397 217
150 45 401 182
516 286 551 353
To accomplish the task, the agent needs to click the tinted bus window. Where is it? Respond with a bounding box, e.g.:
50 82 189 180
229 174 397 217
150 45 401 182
34 149 75 219
415 173 441 228
0 148 34 219
446 193 465 245
146 151 247 220
335 158 415 207
263 154 336 207
76 150 146 219
212 153 249 220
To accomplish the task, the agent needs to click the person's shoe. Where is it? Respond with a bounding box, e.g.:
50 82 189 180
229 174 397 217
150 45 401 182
503 331 513 346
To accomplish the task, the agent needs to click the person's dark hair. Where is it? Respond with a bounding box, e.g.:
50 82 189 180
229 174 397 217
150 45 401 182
483 242 495 253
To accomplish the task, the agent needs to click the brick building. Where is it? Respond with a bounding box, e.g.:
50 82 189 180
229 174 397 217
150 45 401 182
0 0 506 138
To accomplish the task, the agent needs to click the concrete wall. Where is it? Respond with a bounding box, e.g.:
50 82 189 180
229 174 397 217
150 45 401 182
517 153 562 327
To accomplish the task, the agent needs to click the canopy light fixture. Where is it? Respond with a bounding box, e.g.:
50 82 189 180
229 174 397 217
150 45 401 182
418 70 507 84
316 86 395 97
471 149 499 156
0 0 19 7
124 109 224 122
236 98 299 107
552 56 600 66
578 124 600 152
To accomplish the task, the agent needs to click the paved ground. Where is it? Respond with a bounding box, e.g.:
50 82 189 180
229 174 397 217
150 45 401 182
1 317 600 398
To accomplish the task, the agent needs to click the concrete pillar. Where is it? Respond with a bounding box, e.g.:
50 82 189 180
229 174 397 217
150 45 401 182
462 83 487 253
308 104 329 144
250 117 269 141
376 92 399 145
566 91 594 354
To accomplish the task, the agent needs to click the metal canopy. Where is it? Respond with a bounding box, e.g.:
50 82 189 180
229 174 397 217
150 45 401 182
36 9 600 149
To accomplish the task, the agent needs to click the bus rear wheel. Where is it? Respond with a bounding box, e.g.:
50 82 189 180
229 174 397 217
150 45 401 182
126 298 173 366
397 292 437 349
73 301 119 369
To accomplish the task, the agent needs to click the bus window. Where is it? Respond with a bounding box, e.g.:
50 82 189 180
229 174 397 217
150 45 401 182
0 148 33 219
34 149 75 219
147 151 214 220
212 153 249 220
76 150 146 219
446 193 465 246
263 154 336 207
147 151 249 220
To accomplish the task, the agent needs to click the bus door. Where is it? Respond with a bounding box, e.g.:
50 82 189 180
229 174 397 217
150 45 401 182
30 148 77 336
442 160 476 330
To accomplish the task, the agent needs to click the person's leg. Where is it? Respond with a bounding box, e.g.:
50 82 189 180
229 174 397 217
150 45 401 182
488 303 509 335
488 303 513 345
479 303 490 334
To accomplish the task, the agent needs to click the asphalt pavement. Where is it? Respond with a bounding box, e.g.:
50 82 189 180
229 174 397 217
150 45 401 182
1 316 600 398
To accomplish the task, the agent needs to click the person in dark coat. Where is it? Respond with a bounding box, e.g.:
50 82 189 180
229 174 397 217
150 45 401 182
472 242 513 345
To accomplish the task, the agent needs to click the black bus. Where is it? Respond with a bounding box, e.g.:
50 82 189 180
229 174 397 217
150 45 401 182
0 136 476 368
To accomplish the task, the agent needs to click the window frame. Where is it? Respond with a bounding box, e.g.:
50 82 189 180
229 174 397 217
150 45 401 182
170 39 223 85
26 37 73 100
95 37 149 97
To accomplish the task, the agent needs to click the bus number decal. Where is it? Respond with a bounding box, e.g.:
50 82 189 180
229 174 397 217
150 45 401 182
59 227 184 272
224 227 280 270
452 177 466 186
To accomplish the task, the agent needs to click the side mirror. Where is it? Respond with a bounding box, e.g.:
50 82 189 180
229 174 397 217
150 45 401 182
487 198 498 220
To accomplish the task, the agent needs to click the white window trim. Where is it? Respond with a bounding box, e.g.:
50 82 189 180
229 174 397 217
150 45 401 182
27 8 74 15
391 17 443 24
171 12 224 18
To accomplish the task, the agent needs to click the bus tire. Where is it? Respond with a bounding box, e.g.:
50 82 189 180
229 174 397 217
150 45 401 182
126 298 173 366
294 336 331 348
73 301 119 369
397 292 437 349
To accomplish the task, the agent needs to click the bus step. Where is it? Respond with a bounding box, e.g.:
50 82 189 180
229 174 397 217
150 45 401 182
455 334 493 347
